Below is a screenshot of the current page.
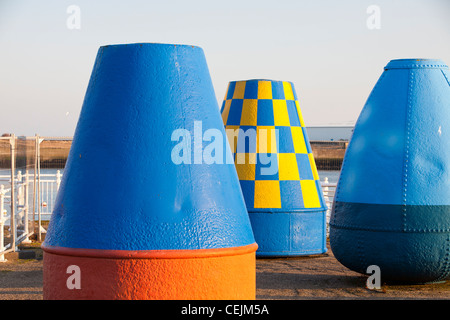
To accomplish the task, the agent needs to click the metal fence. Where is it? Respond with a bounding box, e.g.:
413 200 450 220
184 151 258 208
0 134 66 260
321 177 336 235
1 171 33 261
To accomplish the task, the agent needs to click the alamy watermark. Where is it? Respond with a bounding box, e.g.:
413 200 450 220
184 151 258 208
66 5 81 30
366 265 381 290
171 121 278 176
66 265 81 290
366 5 381 30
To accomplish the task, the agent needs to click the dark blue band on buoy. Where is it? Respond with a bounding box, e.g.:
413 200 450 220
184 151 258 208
331 202 450 233
330 59 450 283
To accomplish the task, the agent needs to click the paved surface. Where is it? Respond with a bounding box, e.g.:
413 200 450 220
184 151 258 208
0 242 449 300
0 251 43 300
256 246 450 299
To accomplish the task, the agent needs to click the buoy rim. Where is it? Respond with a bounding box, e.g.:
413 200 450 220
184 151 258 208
99 42 203 50
228 79 294 84
385 58 448 70
41 243 258 259
247 207 328 213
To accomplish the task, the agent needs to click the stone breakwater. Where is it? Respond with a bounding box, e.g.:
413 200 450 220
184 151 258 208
0 139 71 169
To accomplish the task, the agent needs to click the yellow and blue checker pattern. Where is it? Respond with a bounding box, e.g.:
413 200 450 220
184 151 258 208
221 79 326 211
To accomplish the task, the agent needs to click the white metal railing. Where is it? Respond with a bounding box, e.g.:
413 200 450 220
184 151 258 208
0 172 32 261
36 171 63 218
0 184 11 262
0 170 63 261
321 177 337 236
322 177 336 212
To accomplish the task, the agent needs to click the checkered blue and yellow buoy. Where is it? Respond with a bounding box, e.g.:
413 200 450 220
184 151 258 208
330 59 450 284
42 43 257 299
221 79 328 257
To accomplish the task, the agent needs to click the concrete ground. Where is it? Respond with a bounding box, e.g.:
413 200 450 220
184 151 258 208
0 242 449 300
0 250 43 300
256 246 450 299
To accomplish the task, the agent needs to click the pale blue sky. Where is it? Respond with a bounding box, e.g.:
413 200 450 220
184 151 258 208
0 0 449 136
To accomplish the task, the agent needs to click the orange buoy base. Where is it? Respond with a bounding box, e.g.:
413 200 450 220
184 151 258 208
43 243 257 300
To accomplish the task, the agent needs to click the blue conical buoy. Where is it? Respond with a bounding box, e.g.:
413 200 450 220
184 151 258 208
330 59 450 283
42 43 257 299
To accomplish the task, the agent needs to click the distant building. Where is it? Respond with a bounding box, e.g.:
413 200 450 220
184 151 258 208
305 126 354 141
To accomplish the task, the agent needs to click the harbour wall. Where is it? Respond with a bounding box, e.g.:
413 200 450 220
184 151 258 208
0 139 346 170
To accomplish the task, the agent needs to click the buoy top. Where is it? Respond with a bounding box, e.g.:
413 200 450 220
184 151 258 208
229 79 293 84
99 42 202 50
223 79 298 101
385 59 448 70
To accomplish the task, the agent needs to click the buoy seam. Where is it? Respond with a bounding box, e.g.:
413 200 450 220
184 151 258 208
329 222 450 233
435 234 450 282
356 230 367 273
385 64 448 70
41 243 258 259
402 71 414 232
442 69 450 87
247 207 327 214
256 247 327 255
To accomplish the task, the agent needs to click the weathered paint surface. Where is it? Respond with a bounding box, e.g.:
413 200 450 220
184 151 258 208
221 79 327 257
330 59 450 283
43 244 257 300
42 43 257 299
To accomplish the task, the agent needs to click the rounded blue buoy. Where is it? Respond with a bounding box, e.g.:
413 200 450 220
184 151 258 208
330 59 450 283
